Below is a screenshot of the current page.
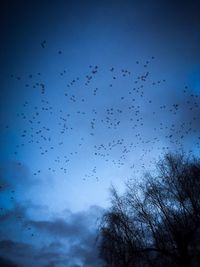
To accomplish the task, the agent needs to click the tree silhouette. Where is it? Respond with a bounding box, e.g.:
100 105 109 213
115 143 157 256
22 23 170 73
98 154 200 267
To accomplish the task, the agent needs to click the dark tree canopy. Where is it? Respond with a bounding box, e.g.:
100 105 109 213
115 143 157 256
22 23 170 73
98 153 200 267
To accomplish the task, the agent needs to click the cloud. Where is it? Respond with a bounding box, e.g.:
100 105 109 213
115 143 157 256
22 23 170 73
0 162 104 267
0 256 18 267
28 205 103 238
0 240 38 267
0 205 105 267
0 160 38 189
0 204 25 223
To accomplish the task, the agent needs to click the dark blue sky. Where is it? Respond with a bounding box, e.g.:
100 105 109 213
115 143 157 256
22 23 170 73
0 0 200 266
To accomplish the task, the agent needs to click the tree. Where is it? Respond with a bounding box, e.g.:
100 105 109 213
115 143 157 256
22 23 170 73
98 153 200 267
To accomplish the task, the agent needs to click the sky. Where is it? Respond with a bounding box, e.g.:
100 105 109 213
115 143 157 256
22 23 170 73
0 0 200 266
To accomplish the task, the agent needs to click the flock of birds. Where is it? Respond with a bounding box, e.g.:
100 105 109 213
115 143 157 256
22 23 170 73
0 41 200 238
3 43 200 180
1 42 200 191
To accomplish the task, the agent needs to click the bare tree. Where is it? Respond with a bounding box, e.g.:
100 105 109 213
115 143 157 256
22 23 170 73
98 153 200 267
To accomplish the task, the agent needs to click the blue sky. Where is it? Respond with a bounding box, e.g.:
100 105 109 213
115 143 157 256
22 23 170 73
0 0 200 266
